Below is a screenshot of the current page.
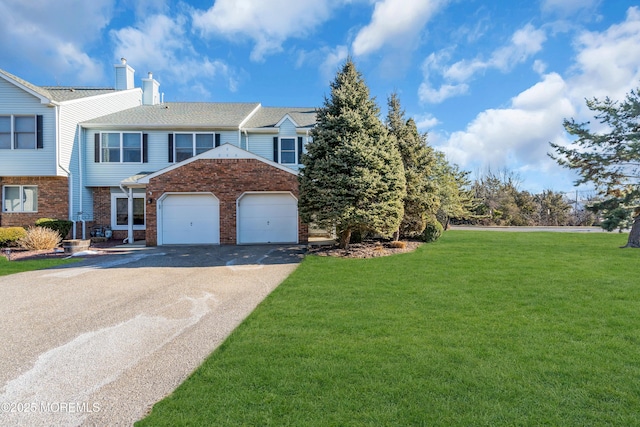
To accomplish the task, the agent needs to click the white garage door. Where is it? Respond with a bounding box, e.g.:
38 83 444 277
161 194 219 245
238 193 298 244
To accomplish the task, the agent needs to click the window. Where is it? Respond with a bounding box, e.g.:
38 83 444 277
0 115 41 149
111 194 145 230
280 138 296 164
3 185 38 212
99 132 142 163
274 136 302 164
173 133 216 162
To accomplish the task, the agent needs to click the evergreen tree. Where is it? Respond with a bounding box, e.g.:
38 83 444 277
550 87 640 247
386 92 438 238
299 59 405 249
432 151 474 229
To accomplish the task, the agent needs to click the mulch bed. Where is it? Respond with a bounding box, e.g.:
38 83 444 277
307 240 422 258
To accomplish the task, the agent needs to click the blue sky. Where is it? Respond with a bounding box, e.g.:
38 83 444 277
1 0 639 194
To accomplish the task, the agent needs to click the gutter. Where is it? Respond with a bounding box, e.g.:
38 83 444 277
55 105 76 239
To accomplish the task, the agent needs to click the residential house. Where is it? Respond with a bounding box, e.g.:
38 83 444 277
1 60 315 245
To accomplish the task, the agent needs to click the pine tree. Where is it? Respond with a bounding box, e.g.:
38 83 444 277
386 93 438 238
299 59 405 249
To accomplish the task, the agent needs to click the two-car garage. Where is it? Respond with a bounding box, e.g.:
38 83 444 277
142 146 307 246
158 192 298 245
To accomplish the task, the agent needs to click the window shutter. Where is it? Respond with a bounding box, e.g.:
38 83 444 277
168 134 174 162
297 136 303 164
273 137 279 163
215 133 221 147
142 134 148 163
36 115 43 149
94 133 100 162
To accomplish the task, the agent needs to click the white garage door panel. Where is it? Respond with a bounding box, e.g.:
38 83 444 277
161 194 219 245
239 194 298 244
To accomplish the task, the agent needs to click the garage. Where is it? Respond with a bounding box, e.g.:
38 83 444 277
160 193 220 245
237 193 298 244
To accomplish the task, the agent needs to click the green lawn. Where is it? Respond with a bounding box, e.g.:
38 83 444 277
0 256 78 276
137 231 640 426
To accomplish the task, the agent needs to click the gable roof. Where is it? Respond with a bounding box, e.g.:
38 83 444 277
0 68 121 103
242 107 316 130
82 102 263 129
131 143 296 186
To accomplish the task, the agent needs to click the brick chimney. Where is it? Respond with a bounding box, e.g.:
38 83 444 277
114 58 135 90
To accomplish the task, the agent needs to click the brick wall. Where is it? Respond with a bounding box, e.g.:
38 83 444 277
0 176 69 231
89 187 145 242
145 158 308 245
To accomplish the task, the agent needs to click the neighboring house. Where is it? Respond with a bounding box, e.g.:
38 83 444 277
1 60 315 245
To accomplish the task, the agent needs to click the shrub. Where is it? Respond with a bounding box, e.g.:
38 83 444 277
18 226 62 250
421 217 444 243
35 218 73 239
0 227 27 247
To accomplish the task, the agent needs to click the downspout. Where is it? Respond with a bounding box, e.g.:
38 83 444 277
118 184 134 244
77 125 85 239
244 129 249 151
55 105 76 239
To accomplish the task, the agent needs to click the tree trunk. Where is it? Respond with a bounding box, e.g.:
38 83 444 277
339 228 352 249
623 214 640 248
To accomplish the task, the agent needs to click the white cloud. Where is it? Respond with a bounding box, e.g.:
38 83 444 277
320 46 350 84
111 14 240 95
415 113 440 131
420 23 547 103
192 0 338 62
568 6 640 104
432 6 640 192
0 0 113 83
435 73 574 173
352 0 448 56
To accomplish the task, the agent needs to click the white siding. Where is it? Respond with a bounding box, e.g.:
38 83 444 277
0 78 57 175
279 118 297 135
245 133 275 161
63 90 142 220
218 130 239 147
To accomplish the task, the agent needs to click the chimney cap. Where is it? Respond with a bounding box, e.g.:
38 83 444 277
120 57 127 64
148 72 153 78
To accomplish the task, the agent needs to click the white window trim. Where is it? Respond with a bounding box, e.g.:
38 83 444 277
279 136 297 165
2 185 38 212
0 115 37 150
173 132 215 162
110 193 146 230
100 132 143 163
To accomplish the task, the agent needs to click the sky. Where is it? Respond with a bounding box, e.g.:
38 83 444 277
1 0 639 195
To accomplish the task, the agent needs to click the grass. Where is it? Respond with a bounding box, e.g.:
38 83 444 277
137 231 640 426
0 255 78 276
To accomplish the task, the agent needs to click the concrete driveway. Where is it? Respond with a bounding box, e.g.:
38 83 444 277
0 244 305 426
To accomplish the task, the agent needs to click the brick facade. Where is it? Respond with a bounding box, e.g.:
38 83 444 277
0 176 69 232
90 187 145 242
145 158 308 246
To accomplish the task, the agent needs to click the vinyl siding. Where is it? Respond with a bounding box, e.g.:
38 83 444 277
245 133 275 161
63 90 142 220
0 78 56 175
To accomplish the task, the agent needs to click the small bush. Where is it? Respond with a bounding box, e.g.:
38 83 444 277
389 240 406 249
18 226 62 250
35 218 73 239
0 227 27 247
421 217 444 243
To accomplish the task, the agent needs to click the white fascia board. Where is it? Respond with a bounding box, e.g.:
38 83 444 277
0 73 53 105
60 88 141 107
238 103 262 129
275 114 299 128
